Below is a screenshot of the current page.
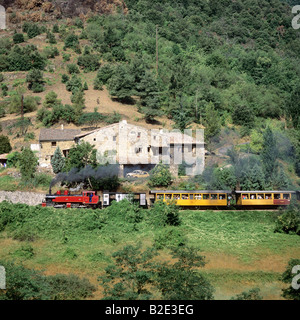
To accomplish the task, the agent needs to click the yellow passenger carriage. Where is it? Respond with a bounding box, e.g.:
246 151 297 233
150 190 232 207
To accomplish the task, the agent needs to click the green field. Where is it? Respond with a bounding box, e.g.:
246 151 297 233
0 201 299 300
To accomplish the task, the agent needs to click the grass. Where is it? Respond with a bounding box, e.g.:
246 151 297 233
0 201 299 299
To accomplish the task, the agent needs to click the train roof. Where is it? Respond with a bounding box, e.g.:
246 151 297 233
235 190 296 194
150 190 232 194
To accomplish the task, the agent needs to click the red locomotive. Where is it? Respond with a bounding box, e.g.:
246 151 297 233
42 188 101 209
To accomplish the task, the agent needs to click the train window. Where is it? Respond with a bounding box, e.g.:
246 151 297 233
203 194 209 200
265 194 272 199
189 194 194 200
274 194 281 200
211 194 218 200
219 194 226 200
283 194 290 200
173 194 181 200
250 194 257 200
157 194 164 200
165 194 172 200
242 194 249 200
257 194 264 199
182 194 189 200
195 194 202 200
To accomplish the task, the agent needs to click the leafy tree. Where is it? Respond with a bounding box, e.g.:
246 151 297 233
67 64 80 75
0 135 12 154
148 163 173 188
43 91 61 109
66 75 83 94
51 147 65 174
261 127 278 183
204 102 221 143
64 142 97 171
26 69 44 93
99 244 157 300
154 246 214 300
94 64 115 90
52 24 59 33
27 24 41 39
19 148 38 181
107 64 135 102
275 205 300 235
77 54 100 72
149 201 181 227
64 34 79 50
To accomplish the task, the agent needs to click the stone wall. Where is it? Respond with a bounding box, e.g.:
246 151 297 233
0 191 45 206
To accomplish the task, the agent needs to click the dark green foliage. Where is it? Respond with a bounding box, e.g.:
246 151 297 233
0 135 12 154
107 64 135 102
261 128 278 182
105 111 122 124
67 64 80 74
26 23 41 39
64 34 79 50
43 91 61 109
78 111 105 127
275 205 300 235
26 69 44 92
148 163 172 188
51 147 65 174
204 103 221 142
64 141 97 171
37 104 76 127
19 148 38 181
94 64 115 90
61 74 69 84
43 46 59 59
13 33 25 44
77 54 100 72
66 75 83 93
46 32 57 44
0 45 46 72
52 24 59 33
149 201 181 227
6 151 20 168
0 260 96 300
154 246 214 300
99 244 157 300
281 259 300 300
231 288 263 300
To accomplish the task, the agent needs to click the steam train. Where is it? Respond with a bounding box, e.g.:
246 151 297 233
42 188 299 209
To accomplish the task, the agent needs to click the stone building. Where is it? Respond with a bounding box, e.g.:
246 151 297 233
39 127 81 168
75 120 204 177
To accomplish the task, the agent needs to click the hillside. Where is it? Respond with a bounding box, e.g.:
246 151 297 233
0 0 299 189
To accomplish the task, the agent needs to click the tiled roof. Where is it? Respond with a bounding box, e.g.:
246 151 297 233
39 129 82 142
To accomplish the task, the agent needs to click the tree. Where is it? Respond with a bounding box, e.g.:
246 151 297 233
204 102 221 143
26 69 44 93
154 246 214 300
19 147 38 181
107 64 135 102
43 91 61 109
51 147 65 174
64 142 97 172
99 244 157 300
281 258 300 300
148 163 173 188
0 135 12 154
13 33 25 44
261 127 278 183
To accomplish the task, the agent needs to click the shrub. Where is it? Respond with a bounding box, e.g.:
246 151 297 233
43 46 59 59
0 135 12 154
77 54 100 72
231 288 263 300
149 201 181 227
13 33 25 44
12 244 35 259
148 163 173 188
26 69 44 92
64 34 79 49
61 74 69 83
67 64 80 74
275 206 300 235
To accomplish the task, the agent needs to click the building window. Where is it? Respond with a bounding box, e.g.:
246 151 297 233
135 147 142 154
94 138 97 141
137 132 141 138
113 136 116 141
51 142 57 147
